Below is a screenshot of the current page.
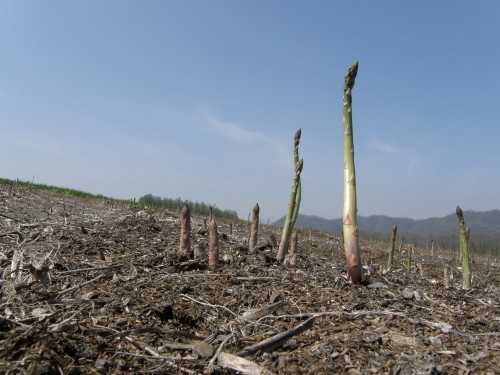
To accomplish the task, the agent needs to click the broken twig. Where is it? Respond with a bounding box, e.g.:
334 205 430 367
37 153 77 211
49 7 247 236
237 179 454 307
236 317 314 357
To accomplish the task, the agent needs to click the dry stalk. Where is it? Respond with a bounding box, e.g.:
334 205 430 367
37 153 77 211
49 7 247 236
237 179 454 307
209 333 234 366
444 266 450 288
180 294 237 318
239 301 287 321
218 352 276 375
10 248 24 283
235 317 314 357
208 218 219 269
56 273 106 298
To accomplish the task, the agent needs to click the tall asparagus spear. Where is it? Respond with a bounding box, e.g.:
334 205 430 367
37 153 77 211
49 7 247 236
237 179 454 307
277 134 304 264
342 61 362 284
291 129 302 228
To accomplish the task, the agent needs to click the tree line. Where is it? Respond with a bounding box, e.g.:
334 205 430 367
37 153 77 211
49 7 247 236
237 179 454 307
138 194 239 220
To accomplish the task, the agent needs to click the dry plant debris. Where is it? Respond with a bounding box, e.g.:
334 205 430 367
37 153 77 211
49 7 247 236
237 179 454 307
0 182 499 374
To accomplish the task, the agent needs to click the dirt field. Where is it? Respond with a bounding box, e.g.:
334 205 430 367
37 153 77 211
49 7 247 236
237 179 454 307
1 182 499 374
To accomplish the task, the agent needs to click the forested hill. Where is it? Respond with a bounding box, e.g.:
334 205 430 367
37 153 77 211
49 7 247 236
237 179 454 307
273 210 500 255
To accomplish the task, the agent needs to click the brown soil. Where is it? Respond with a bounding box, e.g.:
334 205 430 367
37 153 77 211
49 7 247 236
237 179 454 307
1 182 499 374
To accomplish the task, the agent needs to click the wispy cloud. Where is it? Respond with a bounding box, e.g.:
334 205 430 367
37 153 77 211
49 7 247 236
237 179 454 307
203 114 290 167
116 134 189 164
370 139 421 167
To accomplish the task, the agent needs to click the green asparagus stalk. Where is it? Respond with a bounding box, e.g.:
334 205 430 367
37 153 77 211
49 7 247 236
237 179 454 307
288 231 299 266
291 129 302 228
407 244 413 273
387 224 397 271
398 236 405 253
342 61 362 284
277 155 304 263
456 206 472 289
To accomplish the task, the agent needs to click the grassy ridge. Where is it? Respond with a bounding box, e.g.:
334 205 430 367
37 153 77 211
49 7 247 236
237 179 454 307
0 178 239 220
0 177 109 200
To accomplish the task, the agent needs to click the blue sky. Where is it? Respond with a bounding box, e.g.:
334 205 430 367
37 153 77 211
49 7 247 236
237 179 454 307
1 1 499 222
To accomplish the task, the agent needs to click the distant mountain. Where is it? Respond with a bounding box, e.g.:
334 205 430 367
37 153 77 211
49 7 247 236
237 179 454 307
272 210 500 254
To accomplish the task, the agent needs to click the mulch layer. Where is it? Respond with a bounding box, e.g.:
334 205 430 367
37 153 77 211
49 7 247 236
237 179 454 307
1 182 499 374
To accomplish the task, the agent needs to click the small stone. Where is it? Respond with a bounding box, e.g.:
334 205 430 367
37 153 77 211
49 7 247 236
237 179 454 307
114 318 128 327
192 341 214 358
414 289 432 304
367 282 388 289
414 289 424 300
362 332 382 344
402 288 414 299
94 358 108 374
429 336 442 346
